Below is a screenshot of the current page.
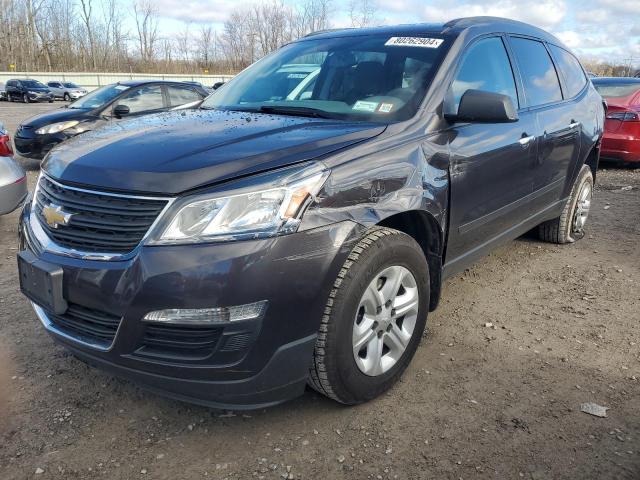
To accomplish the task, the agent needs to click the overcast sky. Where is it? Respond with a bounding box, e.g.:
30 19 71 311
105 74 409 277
149 0 639 65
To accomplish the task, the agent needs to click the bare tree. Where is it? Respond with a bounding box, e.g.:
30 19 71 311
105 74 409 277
196 24 217 70
348 0 377 28
132 0 158 68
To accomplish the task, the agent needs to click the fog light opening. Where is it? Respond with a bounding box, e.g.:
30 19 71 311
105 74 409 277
142 300 268 325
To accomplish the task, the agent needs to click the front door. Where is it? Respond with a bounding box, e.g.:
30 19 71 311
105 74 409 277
444 36 538 272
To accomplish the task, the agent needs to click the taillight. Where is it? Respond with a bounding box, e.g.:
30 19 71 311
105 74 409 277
0 134 13 157
605 110 640 122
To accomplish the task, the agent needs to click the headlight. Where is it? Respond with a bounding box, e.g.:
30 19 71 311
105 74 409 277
149 168 329 245
35 120 81 135
28 90 37 94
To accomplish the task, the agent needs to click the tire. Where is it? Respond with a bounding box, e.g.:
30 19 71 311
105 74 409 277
538 165 594 244
64 93 70 102
23 94 29 104
8 94 13 102
308 227 430 404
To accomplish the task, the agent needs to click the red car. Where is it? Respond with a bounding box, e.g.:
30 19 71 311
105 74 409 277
592 77 640 164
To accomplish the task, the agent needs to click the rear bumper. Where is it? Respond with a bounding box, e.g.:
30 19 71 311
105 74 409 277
601 132 640 163
20 201 363 408
0 179 28 215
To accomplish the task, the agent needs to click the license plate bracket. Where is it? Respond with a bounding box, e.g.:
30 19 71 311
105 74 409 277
17 250 67 315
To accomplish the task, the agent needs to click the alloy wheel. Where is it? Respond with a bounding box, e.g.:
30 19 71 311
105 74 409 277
572 181 592 237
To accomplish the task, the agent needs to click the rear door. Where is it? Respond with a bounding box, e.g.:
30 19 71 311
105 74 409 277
445 36 538 270
166 84 204 109
508 37 582 213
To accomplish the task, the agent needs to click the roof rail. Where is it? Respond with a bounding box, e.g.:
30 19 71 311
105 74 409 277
304 28 354 38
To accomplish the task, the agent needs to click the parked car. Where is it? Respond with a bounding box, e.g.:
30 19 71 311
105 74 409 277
0 82 6 101
591 77 640 164
13 80 208 160
6 79 54 103
46 81 88 101
182 81 213 93
0 122 28 215
17 17 604 409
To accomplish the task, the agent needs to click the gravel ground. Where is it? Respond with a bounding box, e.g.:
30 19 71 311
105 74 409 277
1 102 639 480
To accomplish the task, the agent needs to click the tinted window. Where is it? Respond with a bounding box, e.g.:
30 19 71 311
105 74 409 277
592 82 640 99
64 82 79 88
450 37 518 111
167 86 202 106
117 85 165 113
22 80 46 88
549 45 587 98
510 37 562 106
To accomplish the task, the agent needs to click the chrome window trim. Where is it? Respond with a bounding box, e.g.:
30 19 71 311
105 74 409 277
31 301 122 352
30 173 176 261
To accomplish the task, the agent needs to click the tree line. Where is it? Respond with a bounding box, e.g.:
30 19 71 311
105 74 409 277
0 0 381 74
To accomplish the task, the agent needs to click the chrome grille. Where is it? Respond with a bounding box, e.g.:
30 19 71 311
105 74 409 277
34 176 169 254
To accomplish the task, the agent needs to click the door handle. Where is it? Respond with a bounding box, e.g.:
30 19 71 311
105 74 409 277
519 134 535 147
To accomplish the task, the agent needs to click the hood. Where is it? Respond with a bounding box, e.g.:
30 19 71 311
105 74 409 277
43 109 385 194
22 107 94 128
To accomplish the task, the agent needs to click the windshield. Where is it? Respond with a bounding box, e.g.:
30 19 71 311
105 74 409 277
68 84 129 109
23 80 47 89
63 82 80 88
593 82 640 99
201 33 448 122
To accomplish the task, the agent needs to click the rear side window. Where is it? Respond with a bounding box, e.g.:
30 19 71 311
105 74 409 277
510 37 562 107
592 82 640 99
450 37 518 111
549 45 587 98
167 86 202 106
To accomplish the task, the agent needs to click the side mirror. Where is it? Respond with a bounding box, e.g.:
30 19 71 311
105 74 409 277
212 82 225 90
445 89 518 123
113 104 130 118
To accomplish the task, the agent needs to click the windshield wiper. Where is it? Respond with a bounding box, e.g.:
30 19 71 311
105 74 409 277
257 105 337 119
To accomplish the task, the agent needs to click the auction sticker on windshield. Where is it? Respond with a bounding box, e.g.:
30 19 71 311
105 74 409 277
353 100 379 112
385 37 443 48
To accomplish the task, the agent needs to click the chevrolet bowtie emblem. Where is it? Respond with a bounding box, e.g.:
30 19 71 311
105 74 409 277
42 203 74 229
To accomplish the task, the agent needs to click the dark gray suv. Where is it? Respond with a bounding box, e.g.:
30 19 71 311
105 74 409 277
18 17 604 409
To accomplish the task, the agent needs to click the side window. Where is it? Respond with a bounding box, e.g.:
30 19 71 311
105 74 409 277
116 85 165 114
549 45 587 99
510 37 562 106
167 86 202 107
450 37 518 111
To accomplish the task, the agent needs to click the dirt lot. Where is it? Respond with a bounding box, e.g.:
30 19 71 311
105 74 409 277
0 102 638 480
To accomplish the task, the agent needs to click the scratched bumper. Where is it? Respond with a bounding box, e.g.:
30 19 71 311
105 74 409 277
20 203 363 407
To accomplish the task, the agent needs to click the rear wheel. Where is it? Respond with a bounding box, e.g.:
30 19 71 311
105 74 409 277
538 165 593 244
308 227 429 404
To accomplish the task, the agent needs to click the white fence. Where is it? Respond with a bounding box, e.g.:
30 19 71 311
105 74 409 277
0 72 234 91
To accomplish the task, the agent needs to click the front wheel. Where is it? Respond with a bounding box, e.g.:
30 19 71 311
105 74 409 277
308 227 429 404
23 94 29 103
538 165 594 244
64 93 70 102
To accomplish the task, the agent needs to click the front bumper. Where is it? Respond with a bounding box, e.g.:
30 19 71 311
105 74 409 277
19 203 363 408
14 130 71 160
28 92 53 102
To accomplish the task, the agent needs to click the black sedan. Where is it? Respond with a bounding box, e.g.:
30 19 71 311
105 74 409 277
14 80 208 160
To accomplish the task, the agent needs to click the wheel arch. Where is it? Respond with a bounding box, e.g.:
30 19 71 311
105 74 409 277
377 210 444 311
